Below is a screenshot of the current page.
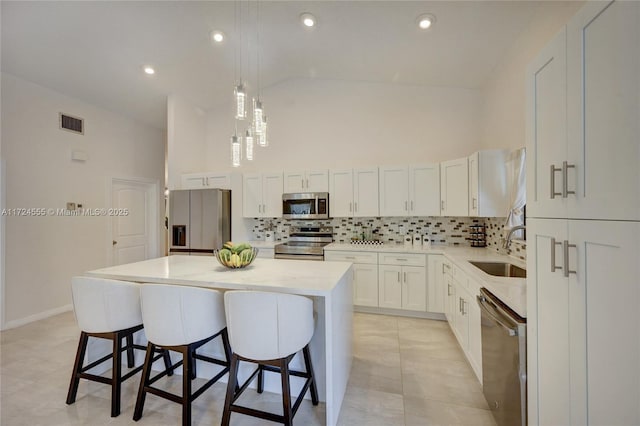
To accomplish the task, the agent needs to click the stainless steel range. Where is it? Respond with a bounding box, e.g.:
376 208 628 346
274 226 333 261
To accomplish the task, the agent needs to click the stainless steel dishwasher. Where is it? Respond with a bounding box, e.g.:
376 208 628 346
477 287 527 426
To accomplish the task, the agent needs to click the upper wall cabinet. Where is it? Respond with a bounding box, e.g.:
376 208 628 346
440 157 469 217
181 172 231 190
527 0 639 221
468 150 509 217
283 170 329 193
379 164 440 217
329 168 379 217
242 172 283 218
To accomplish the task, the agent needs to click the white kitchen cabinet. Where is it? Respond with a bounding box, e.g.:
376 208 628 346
379 164 440 217
329 168 379 217
181 172 231 190
527 0 639 221
466 279 482 382
378 253 427 311
440 157 469 217
242 172 283 218
527 218 640 426
452 279 469 354
468 150 509 217
427 255 446 313
325 251 378 307
283 170 328 193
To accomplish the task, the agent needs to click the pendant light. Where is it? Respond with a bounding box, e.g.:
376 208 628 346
231 133 242 167
257 115 268 147
252 0 266 138
245 129 254 160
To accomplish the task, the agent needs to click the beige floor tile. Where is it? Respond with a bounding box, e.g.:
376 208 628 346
404 397 497 426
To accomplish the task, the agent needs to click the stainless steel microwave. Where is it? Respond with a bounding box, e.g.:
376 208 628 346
282 192 329 220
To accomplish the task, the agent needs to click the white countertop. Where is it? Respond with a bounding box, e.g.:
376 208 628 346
325 243 527 317
86 255 351 297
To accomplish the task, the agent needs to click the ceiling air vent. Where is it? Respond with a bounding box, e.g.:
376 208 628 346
59 113 84 135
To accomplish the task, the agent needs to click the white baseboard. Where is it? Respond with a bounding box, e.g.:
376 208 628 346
2 304 73 330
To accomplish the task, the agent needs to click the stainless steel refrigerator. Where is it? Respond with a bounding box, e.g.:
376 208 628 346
169 189 231 255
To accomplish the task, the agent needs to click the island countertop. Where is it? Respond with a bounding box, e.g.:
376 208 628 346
86 255 352 296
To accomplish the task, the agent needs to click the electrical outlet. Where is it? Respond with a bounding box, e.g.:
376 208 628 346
66 202 76 211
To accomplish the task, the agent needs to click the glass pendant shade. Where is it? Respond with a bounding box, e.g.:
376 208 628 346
234 84 247 119
245 129 254 161
257 115 268 147
253 99 264 134
231 134 242 167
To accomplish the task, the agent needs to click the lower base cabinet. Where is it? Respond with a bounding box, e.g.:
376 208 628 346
378 264 426 311
352 263 379 307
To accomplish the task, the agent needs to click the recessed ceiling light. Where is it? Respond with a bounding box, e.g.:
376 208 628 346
143 66 155 75
211 31 225 43
300 13 316 28
417 14 436 30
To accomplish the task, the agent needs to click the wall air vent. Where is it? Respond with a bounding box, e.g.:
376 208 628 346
59 113 84 135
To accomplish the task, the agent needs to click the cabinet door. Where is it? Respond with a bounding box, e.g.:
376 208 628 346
568 220 640 426
440 158 469 216
306 170 329 192
181 174 206 189
427 255 445 313
467 280 482 382
567 1 640 221
378 265 402 309
527 218 570 426
353 263 379 307
409 163 440 216
262 173 283 217
445 272 456 325
203 173 231 189
401 266 427 312
329 169 353 217
526 28 568 218
283 171 305 193
353 167 379 217
468 153 479 216
453 281 469 350
242 173 262 218
379 166 409 216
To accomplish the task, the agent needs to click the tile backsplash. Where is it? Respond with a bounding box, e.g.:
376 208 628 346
250 216 526 261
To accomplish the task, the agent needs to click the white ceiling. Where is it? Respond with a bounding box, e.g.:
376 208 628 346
2 1 557 130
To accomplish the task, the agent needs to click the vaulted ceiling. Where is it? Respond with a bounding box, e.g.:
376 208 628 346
2 1 561 129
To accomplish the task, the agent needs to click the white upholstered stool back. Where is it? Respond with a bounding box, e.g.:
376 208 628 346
71 276 142 333
224 291 314 361
140 284 226 346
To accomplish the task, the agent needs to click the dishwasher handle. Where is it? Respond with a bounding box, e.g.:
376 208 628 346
477 294 518 337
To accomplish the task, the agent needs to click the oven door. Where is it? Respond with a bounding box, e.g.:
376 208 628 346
282 192 329 219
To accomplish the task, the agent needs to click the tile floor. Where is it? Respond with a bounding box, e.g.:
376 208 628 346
0 311 496 425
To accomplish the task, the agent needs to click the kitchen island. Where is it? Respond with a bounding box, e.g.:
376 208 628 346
86 255 353 426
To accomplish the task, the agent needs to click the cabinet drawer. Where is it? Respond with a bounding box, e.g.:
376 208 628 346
379 252 426 267
324 251 378 264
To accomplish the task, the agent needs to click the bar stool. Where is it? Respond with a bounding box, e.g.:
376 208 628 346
221 291 319 426
66 276 172 417
133 284 231 426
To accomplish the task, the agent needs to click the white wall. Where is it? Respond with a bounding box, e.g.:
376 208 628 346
167 94 207 189
1 72 165 328
479 1 583 151
205 78 483 172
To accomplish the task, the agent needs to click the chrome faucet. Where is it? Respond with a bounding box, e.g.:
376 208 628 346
503 225 526 249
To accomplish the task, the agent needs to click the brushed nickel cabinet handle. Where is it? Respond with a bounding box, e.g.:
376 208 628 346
405 201 408 211
447 283 452 296
411 200 414 211
550 164 562 199
397 271 401 282
441 200 445 211
551 238 563 273
562 161 576 198
563 240 577 277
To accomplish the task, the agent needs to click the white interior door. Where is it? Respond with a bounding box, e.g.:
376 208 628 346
111 178 158 265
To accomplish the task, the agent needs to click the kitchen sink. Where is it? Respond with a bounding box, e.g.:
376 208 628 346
469 261 526 278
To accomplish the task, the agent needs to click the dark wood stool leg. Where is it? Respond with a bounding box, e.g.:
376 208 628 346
111 332 123 417
133 343 156 421
257 365 265 394
303 345 319 405
66 332 89 405
188 348 197 380
280 358 293 426
181 346 192 426
221 330 239 393
163 349 173 376
221 354 239 426
126 333 135 368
